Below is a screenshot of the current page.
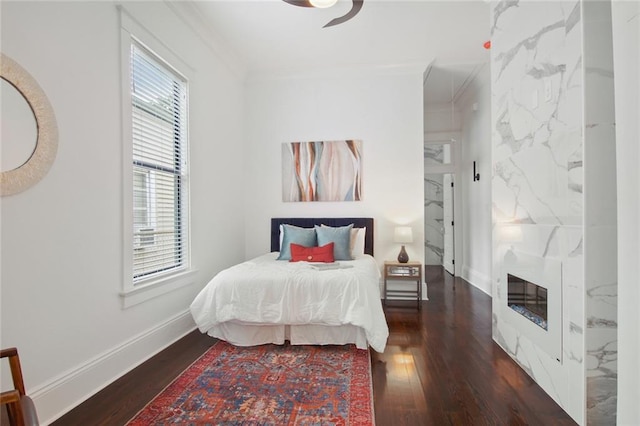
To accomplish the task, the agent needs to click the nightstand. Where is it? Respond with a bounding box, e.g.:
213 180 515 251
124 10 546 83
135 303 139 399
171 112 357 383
383 260 422 309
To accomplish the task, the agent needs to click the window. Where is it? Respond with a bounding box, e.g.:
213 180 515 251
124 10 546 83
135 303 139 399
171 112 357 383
129 41 189 284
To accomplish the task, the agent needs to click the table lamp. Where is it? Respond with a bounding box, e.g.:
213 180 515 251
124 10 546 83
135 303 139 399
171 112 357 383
394 226 413 263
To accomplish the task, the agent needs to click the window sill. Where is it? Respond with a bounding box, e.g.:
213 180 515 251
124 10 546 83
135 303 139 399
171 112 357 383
120 269 198 309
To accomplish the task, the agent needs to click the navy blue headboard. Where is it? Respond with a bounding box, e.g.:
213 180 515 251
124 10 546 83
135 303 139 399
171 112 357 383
271 217 374 256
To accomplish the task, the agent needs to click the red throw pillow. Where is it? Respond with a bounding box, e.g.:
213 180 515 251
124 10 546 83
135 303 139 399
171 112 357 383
290 242 335 263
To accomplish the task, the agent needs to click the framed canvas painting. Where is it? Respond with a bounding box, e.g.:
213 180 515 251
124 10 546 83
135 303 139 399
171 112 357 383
282 140 362 202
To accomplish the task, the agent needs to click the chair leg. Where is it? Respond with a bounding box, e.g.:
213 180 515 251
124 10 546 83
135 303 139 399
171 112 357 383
7 401 26 426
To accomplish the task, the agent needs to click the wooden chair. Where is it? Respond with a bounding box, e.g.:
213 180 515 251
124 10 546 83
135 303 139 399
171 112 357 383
1 348 39 426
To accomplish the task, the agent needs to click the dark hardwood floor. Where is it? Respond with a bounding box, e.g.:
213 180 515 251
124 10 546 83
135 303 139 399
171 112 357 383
371 267 576 425
51 268 576 426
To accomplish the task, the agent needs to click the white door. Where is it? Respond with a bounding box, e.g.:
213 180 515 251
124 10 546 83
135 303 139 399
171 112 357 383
443 173 455 275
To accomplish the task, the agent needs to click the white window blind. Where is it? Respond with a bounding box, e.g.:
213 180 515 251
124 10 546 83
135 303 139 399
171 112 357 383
130 42 189 283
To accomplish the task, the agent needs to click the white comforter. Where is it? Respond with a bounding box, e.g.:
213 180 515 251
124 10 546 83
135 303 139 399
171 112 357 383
190 252 389 352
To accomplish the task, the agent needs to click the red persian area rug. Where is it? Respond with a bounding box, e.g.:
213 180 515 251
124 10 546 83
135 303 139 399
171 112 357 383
127 341 374 425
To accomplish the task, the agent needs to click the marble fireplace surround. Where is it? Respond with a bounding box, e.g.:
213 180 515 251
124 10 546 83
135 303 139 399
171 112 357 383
501 250 563 363
490 0 618 423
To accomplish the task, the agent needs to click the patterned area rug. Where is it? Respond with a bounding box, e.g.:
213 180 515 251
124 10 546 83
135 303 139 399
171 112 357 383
127 341 374 425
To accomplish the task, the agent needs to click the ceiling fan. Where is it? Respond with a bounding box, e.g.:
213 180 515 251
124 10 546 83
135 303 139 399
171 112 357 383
282 0 364 28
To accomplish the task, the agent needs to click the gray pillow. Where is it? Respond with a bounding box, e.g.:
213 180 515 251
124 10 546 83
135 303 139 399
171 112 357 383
315 224 353 260
277 225 317 260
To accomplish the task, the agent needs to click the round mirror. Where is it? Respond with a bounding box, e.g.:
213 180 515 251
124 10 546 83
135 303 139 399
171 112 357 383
0 53 58 196
1 78 38 171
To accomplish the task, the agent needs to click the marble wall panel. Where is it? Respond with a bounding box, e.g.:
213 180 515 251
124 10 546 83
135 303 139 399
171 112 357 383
424 143 451 166
492 1 583 228
492 1 618 423
491 1 587 424
424 173 444 265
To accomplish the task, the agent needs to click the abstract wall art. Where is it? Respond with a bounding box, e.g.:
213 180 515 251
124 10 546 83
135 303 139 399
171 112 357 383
282 140 362 202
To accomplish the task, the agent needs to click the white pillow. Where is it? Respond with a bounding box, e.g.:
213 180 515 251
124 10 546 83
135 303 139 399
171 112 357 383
351 227 366 257
320 224 366 258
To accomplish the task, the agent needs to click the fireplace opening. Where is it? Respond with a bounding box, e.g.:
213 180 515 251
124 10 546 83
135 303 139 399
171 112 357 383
507 273 548 330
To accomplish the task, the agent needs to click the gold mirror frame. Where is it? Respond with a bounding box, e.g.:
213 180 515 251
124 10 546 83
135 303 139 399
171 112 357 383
1 53 58 196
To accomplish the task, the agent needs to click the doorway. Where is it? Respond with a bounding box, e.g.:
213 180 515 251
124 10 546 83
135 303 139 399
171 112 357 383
423 63 483 278
424 173 455 275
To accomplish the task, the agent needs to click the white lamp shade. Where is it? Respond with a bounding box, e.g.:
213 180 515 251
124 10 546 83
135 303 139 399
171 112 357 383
394 226 413 244
309 0 338 8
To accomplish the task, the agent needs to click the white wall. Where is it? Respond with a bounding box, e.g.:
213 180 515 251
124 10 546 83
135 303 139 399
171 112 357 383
242 68 426 277
0 2 246 424
424 104 462 133
457 64 492 294
612 1 640 424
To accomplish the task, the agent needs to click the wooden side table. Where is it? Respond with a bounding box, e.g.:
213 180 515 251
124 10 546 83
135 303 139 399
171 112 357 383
383 260 422 309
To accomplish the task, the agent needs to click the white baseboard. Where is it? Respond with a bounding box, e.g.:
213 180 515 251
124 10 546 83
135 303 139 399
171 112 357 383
461 265 492 296
33 310 196 425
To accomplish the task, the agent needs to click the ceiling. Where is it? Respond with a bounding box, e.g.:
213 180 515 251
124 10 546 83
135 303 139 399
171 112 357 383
187 0 491 78
423 62 485 106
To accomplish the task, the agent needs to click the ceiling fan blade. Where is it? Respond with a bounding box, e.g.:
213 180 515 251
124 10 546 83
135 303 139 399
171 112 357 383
323 0 363 27
282 0 314 7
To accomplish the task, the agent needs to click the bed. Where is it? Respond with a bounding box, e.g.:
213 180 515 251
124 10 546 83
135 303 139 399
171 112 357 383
190 218 388 352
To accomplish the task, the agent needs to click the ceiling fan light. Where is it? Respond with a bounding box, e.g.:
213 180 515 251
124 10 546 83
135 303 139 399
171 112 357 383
309 0 338 8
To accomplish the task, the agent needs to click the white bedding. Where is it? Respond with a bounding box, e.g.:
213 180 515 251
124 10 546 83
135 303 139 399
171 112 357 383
190 252 389 352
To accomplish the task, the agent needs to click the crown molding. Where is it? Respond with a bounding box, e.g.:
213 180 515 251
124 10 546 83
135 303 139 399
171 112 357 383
163 0 248 79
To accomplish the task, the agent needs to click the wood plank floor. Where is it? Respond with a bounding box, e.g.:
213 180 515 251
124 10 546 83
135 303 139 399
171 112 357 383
51 268 576 426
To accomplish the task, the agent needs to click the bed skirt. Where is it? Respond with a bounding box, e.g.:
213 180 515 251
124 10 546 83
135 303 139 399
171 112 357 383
206 322 369 350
